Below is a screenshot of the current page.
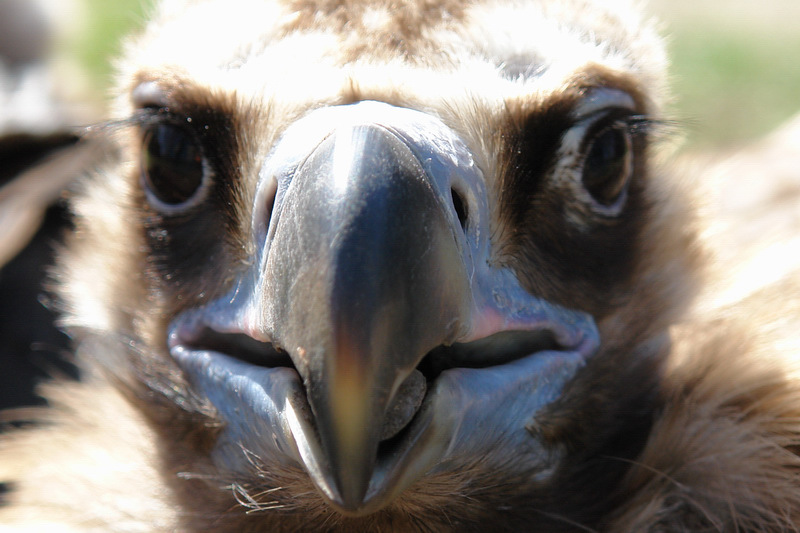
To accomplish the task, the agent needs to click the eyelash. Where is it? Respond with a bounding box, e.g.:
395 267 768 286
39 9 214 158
579 113 654 144
619 115 676 140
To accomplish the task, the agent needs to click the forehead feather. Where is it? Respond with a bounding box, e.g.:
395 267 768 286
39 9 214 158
121 0 665 113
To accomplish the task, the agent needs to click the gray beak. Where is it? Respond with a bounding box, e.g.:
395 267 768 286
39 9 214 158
264 121 471 507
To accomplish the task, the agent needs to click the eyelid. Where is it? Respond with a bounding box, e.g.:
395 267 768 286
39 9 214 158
577 115 636 155
132 81 168 109
560 108 629 159
130 107 187 133
571 88 636 121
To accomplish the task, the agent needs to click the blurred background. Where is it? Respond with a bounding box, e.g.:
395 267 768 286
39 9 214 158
652 0 800 149
0 0 798 410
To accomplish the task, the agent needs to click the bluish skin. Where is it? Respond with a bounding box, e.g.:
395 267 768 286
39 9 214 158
169 101 600 515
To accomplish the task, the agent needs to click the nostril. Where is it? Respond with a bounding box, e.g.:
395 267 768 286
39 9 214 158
265 181 277 226
451 187 468 231
253 176 279 242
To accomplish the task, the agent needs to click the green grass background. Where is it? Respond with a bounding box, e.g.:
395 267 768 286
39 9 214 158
72 0 800 150
68 0 152 86
666 23 800 148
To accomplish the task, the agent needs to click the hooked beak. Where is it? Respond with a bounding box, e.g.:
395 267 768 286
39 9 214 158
169 101 599 515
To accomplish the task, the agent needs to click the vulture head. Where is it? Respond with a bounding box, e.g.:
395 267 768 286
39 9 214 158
23 0 708 530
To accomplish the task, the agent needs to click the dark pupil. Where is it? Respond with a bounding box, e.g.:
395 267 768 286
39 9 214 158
142 124 204 205
582 126 628 206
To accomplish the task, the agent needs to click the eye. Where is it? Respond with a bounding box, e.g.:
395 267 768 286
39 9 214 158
141 123 207 209
581 122 632 208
